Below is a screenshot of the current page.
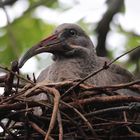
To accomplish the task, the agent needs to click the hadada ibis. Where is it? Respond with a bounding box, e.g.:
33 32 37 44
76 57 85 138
19 23 137 115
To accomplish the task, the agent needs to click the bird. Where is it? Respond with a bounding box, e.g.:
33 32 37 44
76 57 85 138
18 23 136 115
19 23 134 84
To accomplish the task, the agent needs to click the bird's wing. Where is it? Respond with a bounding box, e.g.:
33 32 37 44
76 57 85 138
110 63 134 81
99 57 134 83
109 64 140 96
37 66 51 82
110 63 134 82
31 66 51 116
98 57 140 96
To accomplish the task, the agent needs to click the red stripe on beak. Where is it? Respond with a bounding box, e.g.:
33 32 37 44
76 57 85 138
18 33 62 68
40 34 58 46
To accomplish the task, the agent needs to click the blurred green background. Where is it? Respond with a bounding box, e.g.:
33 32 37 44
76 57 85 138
0 0 139 78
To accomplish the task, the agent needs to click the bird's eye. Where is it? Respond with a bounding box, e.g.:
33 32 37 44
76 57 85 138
69 29 77 36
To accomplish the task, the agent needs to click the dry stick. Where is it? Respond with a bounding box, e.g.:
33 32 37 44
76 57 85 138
107 46 140 67
0 66 42 105
107 135 140 139
29 121 54 140
123 111 140 136
42 87 60 140
60 101 100 139
81 80 140 91
90 121 133 127
0 65 35 85
23 83 60 140
1 96 140 113
0 87 30 104
57 109 63 140
13 80 138 107
33 73 37 83
6 108 32 118
61 45 140 98
0 83 34 104
4 61 18 96
29 121 46 136
75 105 133 119
61 95 140 109
0 101 39 111
60 111 88 139
19 89 58 140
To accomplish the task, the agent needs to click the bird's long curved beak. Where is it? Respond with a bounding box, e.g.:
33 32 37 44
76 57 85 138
18 34 63 68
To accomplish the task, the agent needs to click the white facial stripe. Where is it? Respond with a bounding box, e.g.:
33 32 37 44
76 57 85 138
70 44 83 49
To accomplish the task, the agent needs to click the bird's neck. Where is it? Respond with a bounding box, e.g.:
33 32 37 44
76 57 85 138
53 52 98 69
52 48 97 63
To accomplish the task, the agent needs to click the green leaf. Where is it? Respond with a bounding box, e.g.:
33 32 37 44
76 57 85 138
0 17 55 66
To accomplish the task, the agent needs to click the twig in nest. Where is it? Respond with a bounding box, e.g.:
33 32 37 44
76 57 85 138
6 108 32 118
81 80 140 91
62 45 140 98
60 111 88 139
29 121 46 136
57 109 63 140
4 60 19 96
108 46 140 66
0 64 35 85
123 109 140 136
60 100 99 139
22 82 60 140
29 121 54 140
0 100 39 112
75 105 136 119
41 88 60 140
33 73 37 83
61 95 140 109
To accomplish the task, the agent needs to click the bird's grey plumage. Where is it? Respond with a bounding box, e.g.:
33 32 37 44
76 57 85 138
37 23 133 84
37 56 134 85
19 23 138 116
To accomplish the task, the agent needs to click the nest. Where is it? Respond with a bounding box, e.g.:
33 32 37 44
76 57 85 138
0 60 140 140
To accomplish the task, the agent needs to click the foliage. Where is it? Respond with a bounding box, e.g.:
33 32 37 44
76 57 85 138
0 0 139 75
0 18 54 66
0 0 57 67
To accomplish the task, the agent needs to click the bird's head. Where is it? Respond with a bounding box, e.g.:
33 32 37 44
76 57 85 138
18 23 95 68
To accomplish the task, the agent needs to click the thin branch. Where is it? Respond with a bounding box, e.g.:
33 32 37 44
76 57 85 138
0 64 35 85
123 110 140 136
61 111 88 139
61 95 140 109
29 121 46 136
108 46 140 66
60 100 99 139
76 105 138 119
81 80 140 91
24 83 60 140
57 110 63 140
4 61 19 96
